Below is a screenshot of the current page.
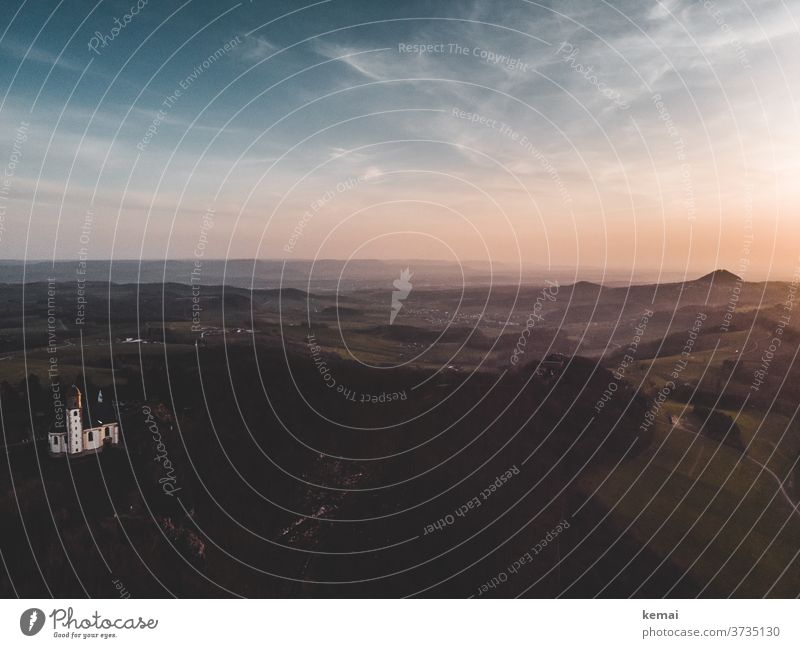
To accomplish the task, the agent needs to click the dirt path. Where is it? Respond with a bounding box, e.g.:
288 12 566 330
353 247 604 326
673 417 800 519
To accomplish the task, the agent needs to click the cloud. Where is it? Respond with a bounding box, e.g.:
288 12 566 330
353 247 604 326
0 38 85 73
237 35 279 63
309 40 394 80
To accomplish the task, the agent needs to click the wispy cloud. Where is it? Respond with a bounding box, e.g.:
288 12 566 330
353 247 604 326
0 38 85 73
238 35 279 63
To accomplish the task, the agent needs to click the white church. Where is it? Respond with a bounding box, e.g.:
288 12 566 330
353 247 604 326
49 385 120 457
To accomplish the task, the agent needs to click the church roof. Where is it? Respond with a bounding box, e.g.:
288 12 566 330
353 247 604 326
82 397 118 429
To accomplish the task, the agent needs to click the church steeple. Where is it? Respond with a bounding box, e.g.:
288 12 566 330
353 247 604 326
66 384 82 410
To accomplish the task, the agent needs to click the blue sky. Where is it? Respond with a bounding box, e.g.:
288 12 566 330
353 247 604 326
0 0 798 278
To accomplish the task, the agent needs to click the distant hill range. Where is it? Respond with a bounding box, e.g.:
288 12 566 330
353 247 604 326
0 259 758 291
0 259 514 291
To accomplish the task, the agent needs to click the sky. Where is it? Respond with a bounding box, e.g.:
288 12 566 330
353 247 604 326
0 0 798 280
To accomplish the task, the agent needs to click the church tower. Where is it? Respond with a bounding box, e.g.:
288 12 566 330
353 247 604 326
66 385 84 454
